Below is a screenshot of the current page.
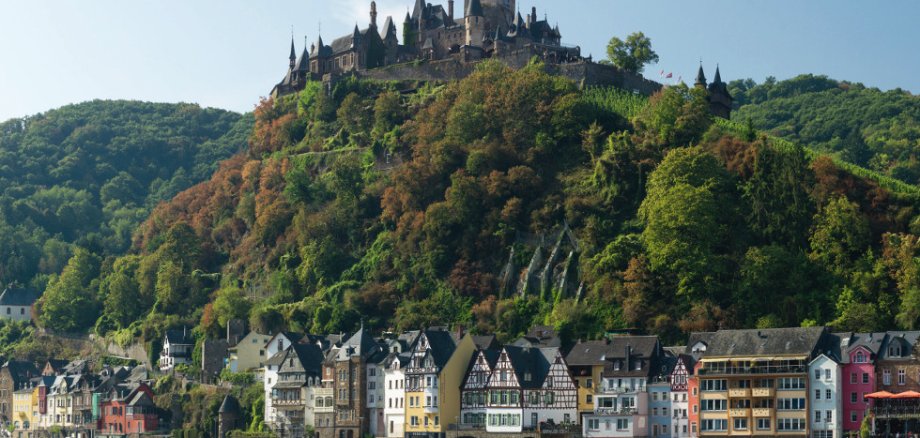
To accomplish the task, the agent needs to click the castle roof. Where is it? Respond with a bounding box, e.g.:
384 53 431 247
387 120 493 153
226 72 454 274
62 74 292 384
695 65 706 86
466 0 484 17
294 47 310 72
289 38 296 61
381 16 397 39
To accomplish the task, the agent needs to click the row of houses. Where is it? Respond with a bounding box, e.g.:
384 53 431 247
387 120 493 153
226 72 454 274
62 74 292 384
257 325 920 438
0 359 158 437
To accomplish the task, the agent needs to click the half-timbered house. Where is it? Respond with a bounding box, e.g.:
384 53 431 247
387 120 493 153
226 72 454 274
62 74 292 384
460 348 500 429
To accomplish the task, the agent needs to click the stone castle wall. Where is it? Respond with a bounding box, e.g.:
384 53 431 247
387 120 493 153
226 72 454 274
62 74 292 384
354 48 663 95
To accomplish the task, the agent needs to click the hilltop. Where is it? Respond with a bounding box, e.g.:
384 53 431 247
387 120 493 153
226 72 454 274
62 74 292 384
37 60 910 357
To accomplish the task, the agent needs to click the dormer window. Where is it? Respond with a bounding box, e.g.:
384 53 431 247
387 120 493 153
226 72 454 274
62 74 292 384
635 361 642 371
890 346 902 357
614 361 621 371
855 351 866 363
524 372 532 382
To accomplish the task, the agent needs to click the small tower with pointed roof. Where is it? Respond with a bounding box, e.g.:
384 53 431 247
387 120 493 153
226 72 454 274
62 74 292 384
464 0 486 58
288 37 297 71
694 63 707 89
707 65 733 119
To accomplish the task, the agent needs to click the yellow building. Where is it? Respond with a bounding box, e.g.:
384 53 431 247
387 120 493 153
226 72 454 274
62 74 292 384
228 331 273 374
404 329 476 438
565 340 607 421
12 386 35 432
695 327 825 437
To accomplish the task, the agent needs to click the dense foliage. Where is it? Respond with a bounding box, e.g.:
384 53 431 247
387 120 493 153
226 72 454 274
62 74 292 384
70 61 920 350
0 100 249 331
731 74 920 184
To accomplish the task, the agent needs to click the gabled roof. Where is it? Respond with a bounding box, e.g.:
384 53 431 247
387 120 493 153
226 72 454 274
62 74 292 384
0 287 38 307
511 326 561 349
337 325 380 361
4 360 38 384
424 329 459 370
837 332 885 364
504 345 553 389
878 331 920 361
165 328 193 345
702 327 826 358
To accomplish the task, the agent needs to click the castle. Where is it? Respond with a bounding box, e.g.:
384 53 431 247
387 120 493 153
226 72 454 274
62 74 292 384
270 0 733 119
272 0 582 98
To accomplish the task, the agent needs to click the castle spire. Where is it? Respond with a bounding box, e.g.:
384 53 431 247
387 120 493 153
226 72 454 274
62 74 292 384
713 64 722 84
289 35 297 70
370 1 378 28
695 63 707 88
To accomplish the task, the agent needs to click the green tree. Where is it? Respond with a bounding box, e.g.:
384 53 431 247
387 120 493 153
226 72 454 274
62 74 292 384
38 248 101 332
743 141 815 247
639 147 740 300
808 197 871 276
99 255 144 329
605 32 659 74
212 286 252 330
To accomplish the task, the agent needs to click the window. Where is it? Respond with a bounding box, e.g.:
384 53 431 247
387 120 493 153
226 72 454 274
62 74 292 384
826 410 832 422
826 389 832 400
814 369 821 380
616 419 629 430
734 418 748 430
701 419 727 431
856 351 866 363
778 377 806 389
701 399 726 411
815 389 821 400
850 373 857 384
778 398 806 410
777 418 806 431
900 369 907 385
587 419 600 430
863 373 870 384
701 380 727 391
851 411 858 422
586 378 593 388
757 418 771 430
586 394 592 404
884 370 891 385
815 411 822 422
851 392 857 403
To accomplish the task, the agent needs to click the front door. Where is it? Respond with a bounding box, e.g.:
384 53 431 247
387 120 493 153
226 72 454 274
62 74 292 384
531 413 538 427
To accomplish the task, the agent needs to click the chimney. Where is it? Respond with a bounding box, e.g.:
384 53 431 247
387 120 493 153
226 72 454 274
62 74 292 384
370 1 378 28
448 0 454 21
456 324 464 340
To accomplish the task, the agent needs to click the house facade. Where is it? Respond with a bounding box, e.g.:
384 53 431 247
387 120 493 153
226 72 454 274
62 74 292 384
159 328 194 372
809 353 842 438
405 330 475 438
0 287 38 322
839 333 881 436
668 355 694 438
385 353 410 437
228 331 273 374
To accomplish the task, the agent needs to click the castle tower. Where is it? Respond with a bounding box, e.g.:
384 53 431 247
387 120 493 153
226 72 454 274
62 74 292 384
370 1 378 28
465 0 485 48
694 64 707 89
707 65 733 119
288 37 297 71
217 395 241 438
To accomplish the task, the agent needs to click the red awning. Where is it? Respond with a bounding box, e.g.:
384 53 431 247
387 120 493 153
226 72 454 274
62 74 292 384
891 391 920 399
865 391 895 399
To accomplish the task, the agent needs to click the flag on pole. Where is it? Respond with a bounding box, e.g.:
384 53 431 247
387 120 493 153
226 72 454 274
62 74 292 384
666 72 673 78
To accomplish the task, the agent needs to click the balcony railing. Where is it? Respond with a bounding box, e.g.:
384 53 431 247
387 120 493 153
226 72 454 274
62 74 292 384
729 408 750 417
752 408 771 417
752 388 774 397
699 365 806 376
595 407 638 416
728 388 751 398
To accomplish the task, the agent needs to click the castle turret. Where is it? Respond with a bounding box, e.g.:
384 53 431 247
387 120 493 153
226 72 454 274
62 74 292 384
694 64 707 89
370 1 378 28
707 65 733 119
288 37 297 71
465 0 485 49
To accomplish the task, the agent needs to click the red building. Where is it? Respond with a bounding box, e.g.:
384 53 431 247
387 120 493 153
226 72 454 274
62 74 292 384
97 383 159 436
688 361 702 437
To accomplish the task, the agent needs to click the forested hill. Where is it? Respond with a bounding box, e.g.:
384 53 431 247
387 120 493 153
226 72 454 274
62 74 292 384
38 60 912 359
730 74 920 184
0 100 249 293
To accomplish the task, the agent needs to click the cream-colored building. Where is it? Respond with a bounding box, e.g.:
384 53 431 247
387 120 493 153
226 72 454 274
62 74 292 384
695 327 826 437
12 386 35 433
229 331 273 374
404 330 476 438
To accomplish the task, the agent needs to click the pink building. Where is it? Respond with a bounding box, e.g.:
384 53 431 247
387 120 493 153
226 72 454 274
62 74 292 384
839 332 883 436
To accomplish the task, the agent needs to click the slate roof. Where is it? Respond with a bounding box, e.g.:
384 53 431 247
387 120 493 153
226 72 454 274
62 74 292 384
291 343 325 376
4 360 38 385
466 0 483 17
877 331 920 361
702 327 826 358
836 332 885 364
422 329 459 370
220 395 242 414
337 325 380 360
0 287 38 307
472 335 499 350
511 326 561 349
503 346 538 389
165 328 193 345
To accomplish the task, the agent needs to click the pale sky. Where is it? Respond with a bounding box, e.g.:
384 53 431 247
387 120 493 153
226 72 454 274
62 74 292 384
1 0 918 121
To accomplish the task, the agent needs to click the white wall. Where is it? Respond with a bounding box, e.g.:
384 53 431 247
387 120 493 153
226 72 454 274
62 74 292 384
0 305 30 322
809 355 842 438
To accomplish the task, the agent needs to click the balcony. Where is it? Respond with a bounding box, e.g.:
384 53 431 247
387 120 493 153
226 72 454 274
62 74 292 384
728 388 751 398
752 388 774 397
424 405 439 413
272 398 304 409
699 365 806 376
729 408 750 417
752 408 771 417
595 408 638 416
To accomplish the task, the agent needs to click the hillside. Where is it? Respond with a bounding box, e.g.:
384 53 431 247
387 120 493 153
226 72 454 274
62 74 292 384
730 74 920 184
0 100 249 342
36 60 909 357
